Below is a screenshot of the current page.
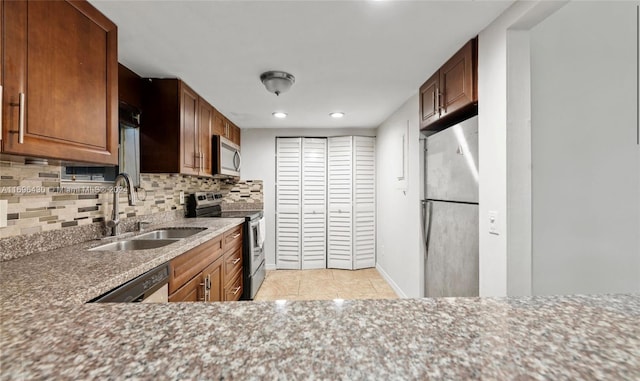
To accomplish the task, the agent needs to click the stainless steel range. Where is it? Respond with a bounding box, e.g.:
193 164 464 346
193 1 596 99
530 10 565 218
186 192 265 300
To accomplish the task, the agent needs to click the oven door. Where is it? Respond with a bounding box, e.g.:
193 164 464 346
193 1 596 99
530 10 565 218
248 217 265 275
212 135 241 177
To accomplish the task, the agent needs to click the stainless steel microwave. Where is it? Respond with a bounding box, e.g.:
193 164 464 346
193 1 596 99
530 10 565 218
212 135 241 177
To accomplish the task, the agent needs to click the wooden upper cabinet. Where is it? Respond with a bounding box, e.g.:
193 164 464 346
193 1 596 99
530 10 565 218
1 0 118 164
213 109 225 136
180 83 199 176
440 38 477 118
212 109 241 146
199 99 214 176
419 37 478 131
419 72 440 129
231 123 241 146
118 64 142 110
141 78 212 176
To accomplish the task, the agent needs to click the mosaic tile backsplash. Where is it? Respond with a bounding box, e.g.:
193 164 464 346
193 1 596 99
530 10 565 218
0 161 263 241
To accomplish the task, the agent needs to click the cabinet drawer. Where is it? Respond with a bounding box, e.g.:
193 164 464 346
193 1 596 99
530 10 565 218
168 273 203 302
224 272 243 301
224 247 243 282
169 235 223 294
223 225 243 252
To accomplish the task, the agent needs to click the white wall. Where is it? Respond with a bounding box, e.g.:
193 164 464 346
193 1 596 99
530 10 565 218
241 127 376 269
530 1 640 294
477 0 566 296
375 94 422 298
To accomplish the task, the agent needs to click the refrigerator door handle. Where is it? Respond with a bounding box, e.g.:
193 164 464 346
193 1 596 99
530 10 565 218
421 200 433 261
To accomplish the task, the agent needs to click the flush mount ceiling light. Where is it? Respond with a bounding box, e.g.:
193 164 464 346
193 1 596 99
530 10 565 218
260 71 295 96
329 112 345 119
272 112 288 118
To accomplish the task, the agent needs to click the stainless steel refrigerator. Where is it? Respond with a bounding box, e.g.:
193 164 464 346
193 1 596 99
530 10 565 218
421 116 479 297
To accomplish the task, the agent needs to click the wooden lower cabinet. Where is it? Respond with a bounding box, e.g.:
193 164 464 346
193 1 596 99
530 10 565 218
223 247 243 281
168 224 244 303
203 256 224 302
224 271 243 301
168 273 202 302
168 235 223 295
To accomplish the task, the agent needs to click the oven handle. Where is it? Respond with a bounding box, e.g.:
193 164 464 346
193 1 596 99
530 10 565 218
251 217 265 250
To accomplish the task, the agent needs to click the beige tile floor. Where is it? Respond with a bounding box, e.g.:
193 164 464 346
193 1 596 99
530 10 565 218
253 268 398 301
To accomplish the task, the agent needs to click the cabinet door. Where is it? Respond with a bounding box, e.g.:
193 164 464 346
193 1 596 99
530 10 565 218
180 83 199 175
419 71 440 130
233 125 241 146
440 38 477 118
2 0 118 164
203 256 224 302
168 273 203 302
213 110 225 136
229 123 241 146
198 98 214 176
169 236 223 295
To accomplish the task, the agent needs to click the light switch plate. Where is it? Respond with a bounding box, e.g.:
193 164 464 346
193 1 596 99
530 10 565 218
0 200 8 228
179 191 185 205
488 211 499 235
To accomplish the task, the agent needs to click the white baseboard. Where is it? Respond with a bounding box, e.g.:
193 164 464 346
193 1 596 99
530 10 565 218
265 263 277 271
376 264 408 298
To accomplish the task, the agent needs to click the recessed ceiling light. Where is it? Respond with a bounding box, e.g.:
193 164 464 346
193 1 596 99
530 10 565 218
329 112 345 119
272 112 287 119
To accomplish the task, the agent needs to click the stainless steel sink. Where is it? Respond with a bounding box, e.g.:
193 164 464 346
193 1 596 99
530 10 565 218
89 239 179 252
134 227 207 240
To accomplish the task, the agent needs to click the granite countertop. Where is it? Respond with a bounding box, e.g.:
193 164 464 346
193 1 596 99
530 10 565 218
0 294 638 379
1 223 639 379
0 217 245 305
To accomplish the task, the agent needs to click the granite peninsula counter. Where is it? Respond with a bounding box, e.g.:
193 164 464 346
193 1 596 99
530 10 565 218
0 295 638 380
0 227 638 379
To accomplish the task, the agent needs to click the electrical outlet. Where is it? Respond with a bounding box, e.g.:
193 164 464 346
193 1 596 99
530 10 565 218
488 211 499 235
179 191 185 205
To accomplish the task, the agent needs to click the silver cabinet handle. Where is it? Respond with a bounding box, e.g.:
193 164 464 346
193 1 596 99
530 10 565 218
232 257 241 265
10 93 25 144
232 286 241 295
232 233 241 239
18 93 25 144
199 279 207 301
432 89 436 118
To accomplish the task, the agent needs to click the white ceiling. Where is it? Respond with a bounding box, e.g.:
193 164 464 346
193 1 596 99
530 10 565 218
90 0 513 129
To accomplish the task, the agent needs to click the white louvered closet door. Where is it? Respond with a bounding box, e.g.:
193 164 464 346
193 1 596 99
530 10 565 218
301 138 327 269
276 138 302 269
327 136 353 269
353 136 376 269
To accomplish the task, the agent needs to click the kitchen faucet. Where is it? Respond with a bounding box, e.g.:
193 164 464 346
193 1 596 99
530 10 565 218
106 173 137 236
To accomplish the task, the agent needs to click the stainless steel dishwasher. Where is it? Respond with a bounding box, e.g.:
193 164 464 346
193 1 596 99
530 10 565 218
90 262 169 303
